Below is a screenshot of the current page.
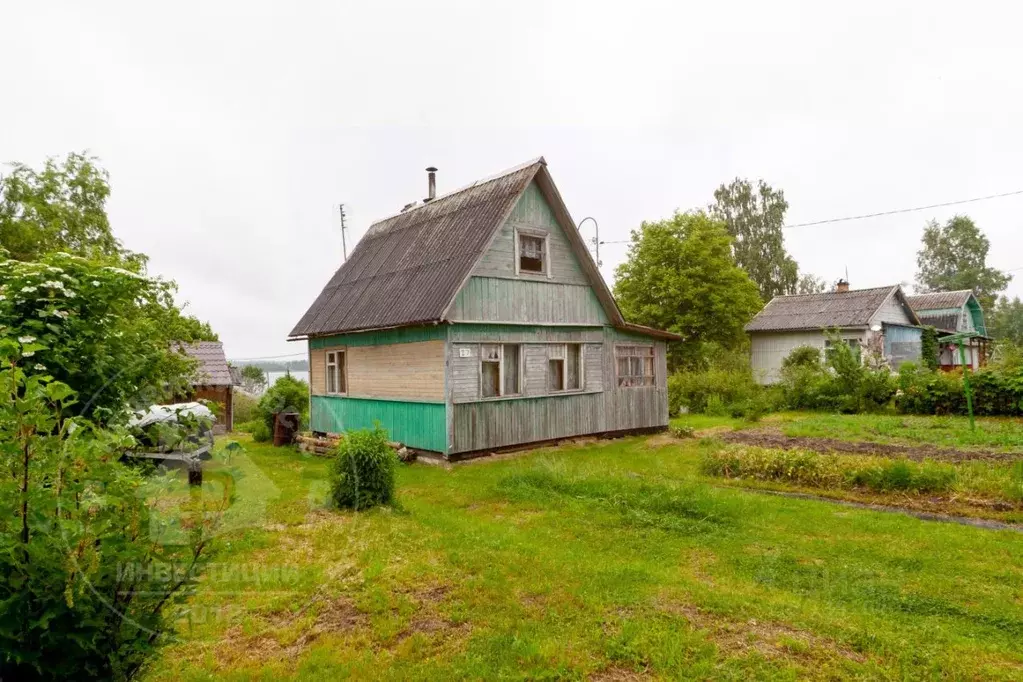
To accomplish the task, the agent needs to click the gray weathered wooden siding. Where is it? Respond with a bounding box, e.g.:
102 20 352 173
447 277 608 324
447 325 668 453
870 293 914 326
472 182 588 285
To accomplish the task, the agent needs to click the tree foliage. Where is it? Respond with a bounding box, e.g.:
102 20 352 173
711 178 799 300
613 210 762 370
988 296 1023 346
256 374 309 434
920 326 940 371
796 273 828 295
0 251 216 423
328 426 397 511
0 152 145 268
0 342 214 680
239 365 268 394
915 215 1010 311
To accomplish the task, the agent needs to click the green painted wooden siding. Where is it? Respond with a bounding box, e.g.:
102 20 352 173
472 182 589 285
448 277 608 324
310 324 446 349
311 395 447 453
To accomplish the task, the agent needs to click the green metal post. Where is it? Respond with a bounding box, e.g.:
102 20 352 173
958 339 975 431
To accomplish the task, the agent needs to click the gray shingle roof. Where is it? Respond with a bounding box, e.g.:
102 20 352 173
745 285 901 332
906 290 974 311
290 158 655 339
178 341 233 386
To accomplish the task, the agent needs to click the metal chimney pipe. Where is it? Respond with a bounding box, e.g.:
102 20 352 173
425 166 438 201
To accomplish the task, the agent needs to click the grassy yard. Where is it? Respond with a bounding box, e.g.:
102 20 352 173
145 430 1023 680
778 413 1023 450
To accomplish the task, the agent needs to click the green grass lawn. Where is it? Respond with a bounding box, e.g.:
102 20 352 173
145 433 1023 681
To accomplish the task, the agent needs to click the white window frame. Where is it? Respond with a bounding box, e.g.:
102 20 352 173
615 345 655 388
480 343 521 399
513 227 551 279
548 343 584 393
325 349 346 395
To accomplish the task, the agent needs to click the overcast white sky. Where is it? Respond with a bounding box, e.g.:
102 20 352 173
4 1 1023 359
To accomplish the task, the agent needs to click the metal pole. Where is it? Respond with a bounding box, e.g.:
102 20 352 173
339 204 348 261
577 216 600 267
959 339 975 431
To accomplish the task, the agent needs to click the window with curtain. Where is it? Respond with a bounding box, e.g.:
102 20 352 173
481 344 521 398
518 233 546 274
615 345 654 387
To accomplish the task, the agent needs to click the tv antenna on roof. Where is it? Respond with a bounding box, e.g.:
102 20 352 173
339 204 348 261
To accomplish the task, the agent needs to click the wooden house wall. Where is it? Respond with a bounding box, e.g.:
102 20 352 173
447 277 608 325
870 293 915 326
448 325 667 454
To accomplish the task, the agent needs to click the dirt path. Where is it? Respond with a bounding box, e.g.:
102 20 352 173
718 428 1023 463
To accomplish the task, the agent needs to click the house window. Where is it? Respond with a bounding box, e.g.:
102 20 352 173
326 350 346 394
517 232 547 275
548 344 583 392
615 345 654 387
481 344 520 398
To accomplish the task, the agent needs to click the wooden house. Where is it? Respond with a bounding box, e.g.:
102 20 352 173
906 290 989 369
176 341 234 433
289 158 678 459
746 281 922 384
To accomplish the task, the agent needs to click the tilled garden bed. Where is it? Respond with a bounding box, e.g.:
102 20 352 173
717 428 1023 463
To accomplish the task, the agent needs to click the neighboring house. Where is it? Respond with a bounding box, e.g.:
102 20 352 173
289 158 679 459
176 341 234 433
906 290 990 370
745 281 922 384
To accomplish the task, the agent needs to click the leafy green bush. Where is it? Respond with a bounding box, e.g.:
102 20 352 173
328 427 396 510
667 350 760 415
0 251 215 424
256 374 309 434
781 345 821 370
778 334 896 413
250 421 272 443
702 444 958 495
233 390 259 424
0 341 213 680
669 424 696 439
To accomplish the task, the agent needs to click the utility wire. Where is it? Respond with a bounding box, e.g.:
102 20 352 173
229 352 307 362
597 187 1023 245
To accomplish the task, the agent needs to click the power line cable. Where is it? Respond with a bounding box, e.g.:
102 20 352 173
597 187 1023 245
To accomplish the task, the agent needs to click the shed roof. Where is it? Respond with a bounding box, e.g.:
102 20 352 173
290 158 677 341
177 341 233 387
745 285 910 332
916 312 960 333
905 290 974 311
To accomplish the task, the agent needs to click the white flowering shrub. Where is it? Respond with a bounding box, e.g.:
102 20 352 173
0 250 216 423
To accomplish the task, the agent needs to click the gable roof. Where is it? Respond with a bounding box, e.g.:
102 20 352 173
290 158 644 339
745 285 917 332
178 341 233 387
905 290 975 311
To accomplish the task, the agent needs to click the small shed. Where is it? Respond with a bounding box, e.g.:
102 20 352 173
906 290 990 370
746 282 922 384
176 341 234 433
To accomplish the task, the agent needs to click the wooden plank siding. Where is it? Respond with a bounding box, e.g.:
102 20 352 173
311 395 446 453
447 277 608 325
447 324 668 454
472 182 589 286
348 341 444 401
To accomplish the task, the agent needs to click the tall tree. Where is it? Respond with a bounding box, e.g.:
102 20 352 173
915 215 1010 311
988 296 1023 346
796 273 828 294
0 152 146 268
711 178 798 300
614 210 762 370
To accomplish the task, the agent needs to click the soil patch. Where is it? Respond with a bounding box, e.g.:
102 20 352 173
720 428 1022 463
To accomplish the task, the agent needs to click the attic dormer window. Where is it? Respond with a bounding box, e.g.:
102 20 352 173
516 230 548 276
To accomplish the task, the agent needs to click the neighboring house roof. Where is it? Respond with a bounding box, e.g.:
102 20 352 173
177 341 234 387
915 312 959 333
906 290 974 311
291 158 679 341
745 285 917 332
